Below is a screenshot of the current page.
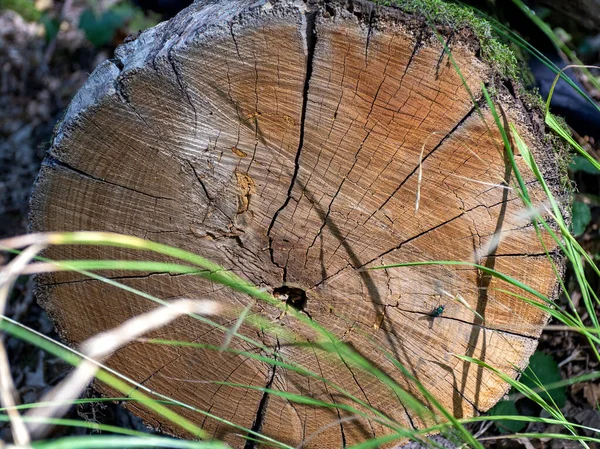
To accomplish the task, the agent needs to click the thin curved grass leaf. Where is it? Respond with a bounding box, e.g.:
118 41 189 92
488 400 527 434
0 414 147 436
521 352 567 408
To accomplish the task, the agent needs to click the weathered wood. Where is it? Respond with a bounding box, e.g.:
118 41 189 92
30 0 566 447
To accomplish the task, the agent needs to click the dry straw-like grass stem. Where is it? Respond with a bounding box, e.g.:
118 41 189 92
0 244 46 446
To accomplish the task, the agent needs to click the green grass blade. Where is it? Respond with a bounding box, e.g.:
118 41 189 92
0 414 147 436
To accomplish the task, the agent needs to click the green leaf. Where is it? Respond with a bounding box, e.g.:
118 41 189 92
488 352 567 434
41 14 59 42
488 400 526 434
79 8 126 47
521 351 567 409
570 156 600 175
113 1 160 34
572 201 592 236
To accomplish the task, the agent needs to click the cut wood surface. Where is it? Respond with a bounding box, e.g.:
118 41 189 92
30 0 567 447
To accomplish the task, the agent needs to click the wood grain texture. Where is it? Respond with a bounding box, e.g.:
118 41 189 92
30 0 567 447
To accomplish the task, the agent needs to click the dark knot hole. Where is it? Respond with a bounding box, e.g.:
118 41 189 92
273 286 307 312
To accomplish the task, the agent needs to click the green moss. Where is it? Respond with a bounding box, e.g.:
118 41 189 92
373 0 519 79
510 42 536 87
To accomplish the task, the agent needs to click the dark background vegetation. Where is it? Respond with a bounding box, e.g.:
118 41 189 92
0 0 599 447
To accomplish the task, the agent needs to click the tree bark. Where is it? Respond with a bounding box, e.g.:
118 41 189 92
30 0 567 447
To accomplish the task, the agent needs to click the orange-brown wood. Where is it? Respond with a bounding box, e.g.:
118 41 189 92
30 1 566 447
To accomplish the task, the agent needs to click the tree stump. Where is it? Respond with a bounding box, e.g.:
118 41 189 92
30 0 567 447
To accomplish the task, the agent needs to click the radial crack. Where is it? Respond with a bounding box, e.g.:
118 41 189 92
45 155 176 201
185 160 213 201
168 48 198 138
362 104 478 228
244 354 278 449
359 210 467 269
365 8 375 63
266 9 317 277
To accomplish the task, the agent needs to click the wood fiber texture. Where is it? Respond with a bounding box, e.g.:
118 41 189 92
30 0 566 447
